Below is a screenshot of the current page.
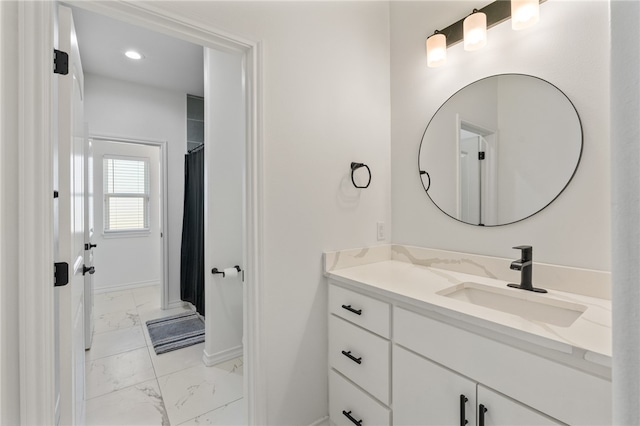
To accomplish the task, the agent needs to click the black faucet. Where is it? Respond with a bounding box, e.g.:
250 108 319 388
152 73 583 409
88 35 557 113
507 246 547 293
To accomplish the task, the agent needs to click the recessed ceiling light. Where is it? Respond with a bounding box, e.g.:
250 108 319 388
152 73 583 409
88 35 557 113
125 50 143 60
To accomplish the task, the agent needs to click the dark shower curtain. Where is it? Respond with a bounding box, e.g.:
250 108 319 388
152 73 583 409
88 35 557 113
180 146 205 315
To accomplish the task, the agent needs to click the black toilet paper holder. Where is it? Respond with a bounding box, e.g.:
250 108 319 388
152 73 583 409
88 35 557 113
211 265 242 277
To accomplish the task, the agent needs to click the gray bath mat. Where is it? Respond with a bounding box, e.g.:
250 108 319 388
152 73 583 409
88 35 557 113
146 312 205 355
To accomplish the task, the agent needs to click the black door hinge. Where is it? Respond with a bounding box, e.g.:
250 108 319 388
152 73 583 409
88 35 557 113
54 49 69 75
478 152 486 160
54 262 69 287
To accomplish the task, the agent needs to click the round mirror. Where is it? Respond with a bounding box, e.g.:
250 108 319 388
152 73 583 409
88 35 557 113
418 74 582 226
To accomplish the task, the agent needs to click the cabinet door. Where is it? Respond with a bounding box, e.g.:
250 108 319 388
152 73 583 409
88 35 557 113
393 345 476 426
477 385 564 426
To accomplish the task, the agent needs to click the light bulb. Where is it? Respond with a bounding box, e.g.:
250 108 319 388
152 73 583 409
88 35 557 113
463 10 487 51
125 50 143 60
511 0 540 30
426 32 447 68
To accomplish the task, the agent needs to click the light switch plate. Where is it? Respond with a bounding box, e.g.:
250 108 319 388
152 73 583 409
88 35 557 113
377 221 385 241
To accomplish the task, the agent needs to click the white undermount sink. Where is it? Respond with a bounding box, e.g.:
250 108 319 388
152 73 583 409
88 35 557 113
437 282 587 327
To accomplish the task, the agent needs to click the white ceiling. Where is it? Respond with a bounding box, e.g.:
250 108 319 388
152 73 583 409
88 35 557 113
71 6 205 97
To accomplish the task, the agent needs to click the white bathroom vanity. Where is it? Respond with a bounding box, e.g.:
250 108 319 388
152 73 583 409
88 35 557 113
325 245 611 426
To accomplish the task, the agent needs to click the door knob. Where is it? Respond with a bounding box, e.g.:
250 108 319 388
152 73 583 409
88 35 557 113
84 243 97 250
82 265 95 275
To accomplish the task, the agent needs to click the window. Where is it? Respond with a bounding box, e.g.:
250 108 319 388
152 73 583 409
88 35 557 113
103 156 150 233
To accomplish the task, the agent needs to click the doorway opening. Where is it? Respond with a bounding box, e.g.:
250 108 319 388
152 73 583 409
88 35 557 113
15 1 263 423
88 136 167 303
64 3 258 424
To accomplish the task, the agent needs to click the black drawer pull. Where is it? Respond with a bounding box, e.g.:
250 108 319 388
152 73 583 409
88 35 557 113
341 304 362 315
460 394 469 426
479 404 488 426
342 410 363 426
341 350 362 364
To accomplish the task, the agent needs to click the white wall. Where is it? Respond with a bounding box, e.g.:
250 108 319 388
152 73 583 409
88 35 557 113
143 2 391 424
204 48 245 362
391 1 610 271
611 2 640 424
0 2 20 423
91 139 161 292
84 74 187 303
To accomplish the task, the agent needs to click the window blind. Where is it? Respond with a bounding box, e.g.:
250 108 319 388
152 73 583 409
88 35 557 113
103 156 149 232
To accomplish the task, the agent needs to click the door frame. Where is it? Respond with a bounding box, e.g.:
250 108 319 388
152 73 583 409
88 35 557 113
18 1 265 424
455 115 498 225
14 2 56 424
90 135 170 309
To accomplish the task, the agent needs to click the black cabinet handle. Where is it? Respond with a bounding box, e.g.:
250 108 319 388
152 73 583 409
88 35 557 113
341 350 362 365
85 243 97 250
460 394 469 426
342 410 363 426
341 304 362 315
479 404 488 426
82 265 95 276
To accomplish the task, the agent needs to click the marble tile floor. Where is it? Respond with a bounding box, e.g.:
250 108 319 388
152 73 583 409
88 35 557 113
85 285 245 425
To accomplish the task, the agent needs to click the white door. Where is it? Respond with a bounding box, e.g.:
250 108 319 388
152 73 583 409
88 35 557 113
57 5 86 424
84 136 95 349
393 345 477 426
459 135 482 224
204 48 245 362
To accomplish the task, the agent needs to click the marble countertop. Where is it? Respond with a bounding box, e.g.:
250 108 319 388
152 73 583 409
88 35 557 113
327 260 611 366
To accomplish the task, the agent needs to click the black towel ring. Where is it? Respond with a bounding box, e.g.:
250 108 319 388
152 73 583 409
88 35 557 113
351 162 371 189
420 170 431 192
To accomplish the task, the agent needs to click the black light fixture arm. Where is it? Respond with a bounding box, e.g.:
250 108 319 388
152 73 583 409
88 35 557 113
435 0 546 48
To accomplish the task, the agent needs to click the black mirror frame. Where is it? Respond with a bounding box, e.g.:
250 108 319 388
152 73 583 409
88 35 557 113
417 73 583 227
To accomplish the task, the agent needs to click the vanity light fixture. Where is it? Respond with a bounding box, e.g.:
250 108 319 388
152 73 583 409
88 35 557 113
425 0 544 67
511 0 540 30
426 31 447 68
464 9 488 51
125 50 143 60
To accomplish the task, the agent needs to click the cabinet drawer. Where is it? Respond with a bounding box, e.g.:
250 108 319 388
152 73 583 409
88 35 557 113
329 284 390 338
329 315 390 404
329 369 390 426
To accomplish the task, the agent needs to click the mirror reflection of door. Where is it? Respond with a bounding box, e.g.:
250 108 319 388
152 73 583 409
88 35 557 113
459 132 482 224
457 121 498 226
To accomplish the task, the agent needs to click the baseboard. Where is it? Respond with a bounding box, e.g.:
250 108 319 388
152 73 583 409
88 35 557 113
168 300 193 310
202 345 243 367
308 416 330 426
94 280 159 294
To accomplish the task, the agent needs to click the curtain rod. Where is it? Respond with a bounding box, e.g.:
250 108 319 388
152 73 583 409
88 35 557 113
188 144 204 154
